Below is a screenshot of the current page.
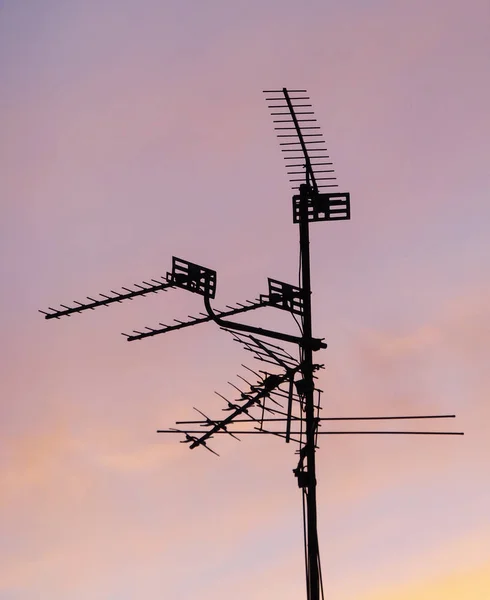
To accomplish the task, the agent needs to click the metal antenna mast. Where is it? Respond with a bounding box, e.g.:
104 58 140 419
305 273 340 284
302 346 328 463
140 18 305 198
40 88 463 600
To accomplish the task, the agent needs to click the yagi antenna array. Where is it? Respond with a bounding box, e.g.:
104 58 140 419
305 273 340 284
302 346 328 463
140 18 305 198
40 87 463 600
264 88 338 193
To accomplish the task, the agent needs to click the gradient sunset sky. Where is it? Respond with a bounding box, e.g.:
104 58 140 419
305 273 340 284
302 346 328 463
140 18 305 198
1 1 490 599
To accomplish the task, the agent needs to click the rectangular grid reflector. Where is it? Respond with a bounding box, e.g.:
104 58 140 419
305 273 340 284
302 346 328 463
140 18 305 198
293 192 351 223
167 257 217 298
268 279 304 316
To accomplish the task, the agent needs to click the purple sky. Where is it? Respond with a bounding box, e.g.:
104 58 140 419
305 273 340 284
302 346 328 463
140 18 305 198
1 1 490 598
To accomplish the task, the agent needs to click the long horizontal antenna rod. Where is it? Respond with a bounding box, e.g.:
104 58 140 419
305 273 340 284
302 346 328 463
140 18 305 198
124 298 271 341
40 278 173 319
175 414 456 425
157 429 464 436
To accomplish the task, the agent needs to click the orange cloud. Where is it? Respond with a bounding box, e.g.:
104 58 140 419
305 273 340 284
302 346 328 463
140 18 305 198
357 561 490 600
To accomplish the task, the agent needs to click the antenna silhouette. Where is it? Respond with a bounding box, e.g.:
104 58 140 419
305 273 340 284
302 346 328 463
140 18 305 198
40 87 463 600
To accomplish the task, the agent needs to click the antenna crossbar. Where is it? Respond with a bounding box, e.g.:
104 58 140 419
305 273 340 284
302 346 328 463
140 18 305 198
174 414 457 425
158 429 464 436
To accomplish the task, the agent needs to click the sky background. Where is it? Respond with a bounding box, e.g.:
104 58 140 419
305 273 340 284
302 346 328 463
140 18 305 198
1 0 490 598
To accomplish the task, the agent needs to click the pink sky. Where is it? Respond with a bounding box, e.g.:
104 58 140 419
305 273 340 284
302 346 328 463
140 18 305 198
1 0 490 598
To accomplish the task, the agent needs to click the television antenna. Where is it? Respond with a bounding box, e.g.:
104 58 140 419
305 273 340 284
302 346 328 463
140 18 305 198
40 88 463 600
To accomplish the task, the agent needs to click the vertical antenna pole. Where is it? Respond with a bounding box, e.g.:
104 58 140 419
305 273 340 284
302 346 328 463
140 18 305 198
299 183 320 600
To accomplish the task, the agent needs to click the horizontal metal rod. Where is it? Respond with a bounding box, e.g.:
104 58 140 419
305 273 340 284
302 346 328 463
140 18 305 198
323 414 457 421
268 104 312 108
271 112 314 115
282 147 326 152
157 429 464 436
263 89 307 93
290 177 336 182
286 163 333 168
285 155 330 160
292 184 338 189
276 126 320 129
175 415 456 425
273 119 317 123
317 431 464 435
281 140 325 145
266 97 310 101
278 134 323 138
288 170 335 175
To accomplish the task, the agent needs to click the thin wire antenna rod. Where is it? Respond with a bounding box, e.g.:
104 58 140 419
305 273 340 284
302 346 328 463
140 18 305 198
157 429 464 436
174 414 457 425
315 431 464 436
